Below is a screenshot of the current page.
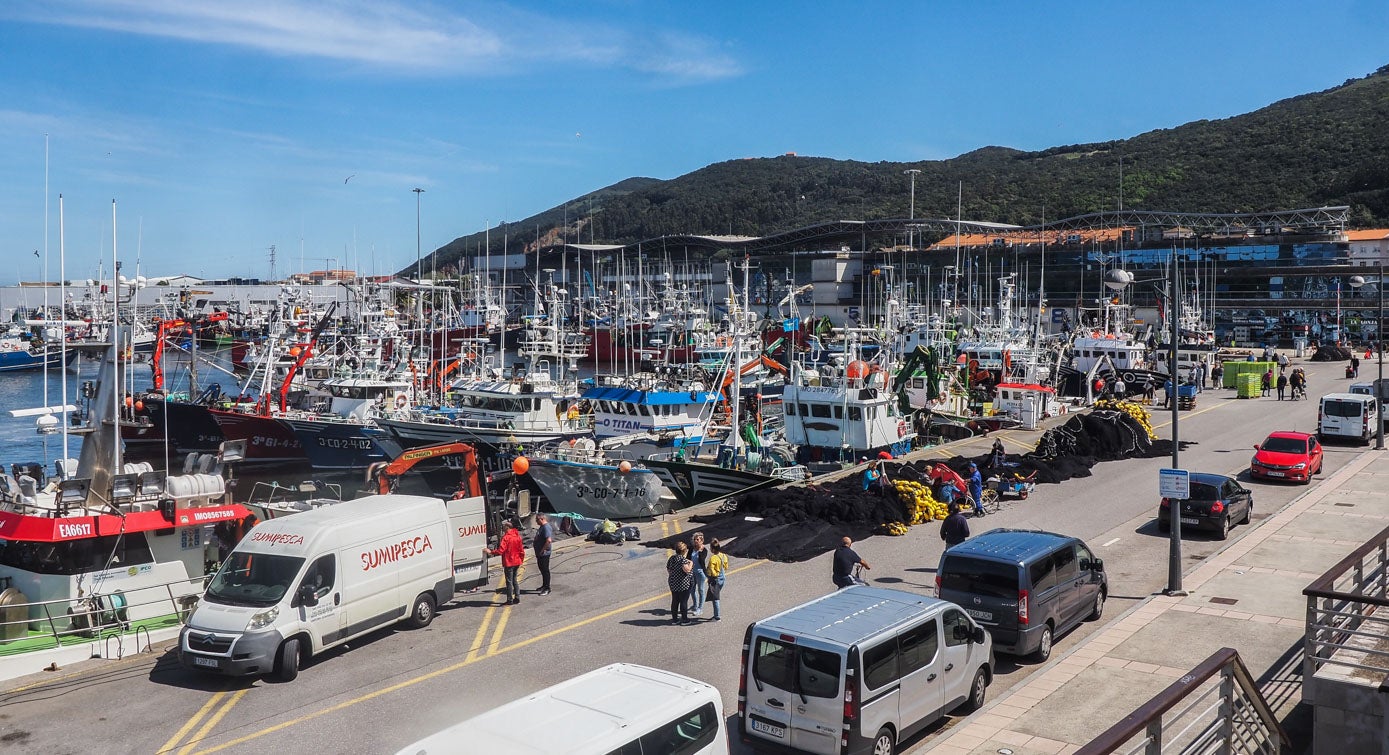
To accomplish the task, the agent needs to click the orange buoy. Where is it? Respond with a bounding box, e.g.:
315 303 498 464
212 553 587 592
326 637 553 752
511 456 530 475
289 346 302 357
618 460 633 474
845 360 870 380
123 395 133 407
134 400 145 412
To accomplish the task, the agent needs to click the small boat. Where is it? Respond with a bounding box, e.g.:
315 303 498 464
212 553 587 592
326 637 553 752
521 445 674 520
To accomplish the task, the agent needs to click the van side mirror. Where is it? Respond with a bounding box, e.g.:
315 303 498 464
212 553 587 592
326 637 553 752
296 584 319 608
1085 558 1104 572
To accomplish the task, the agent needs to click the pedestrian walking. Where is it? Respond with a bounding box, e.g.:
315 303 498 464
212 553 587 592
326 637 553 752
1276 371 1288 401
490 521 525 605
967 462 985 517
1211 363 1224 390
940 502 971 547
1143 379 1157 405
1352 354 1361 378
532 512 553 595
689 532 709 616
1198 361 1209 390
832 537 870 588
1113 377 1127 398
1261 369 1272 397
1278 353 1290 370
666 541 693 625
705 539 729 621
1189 364 1201 393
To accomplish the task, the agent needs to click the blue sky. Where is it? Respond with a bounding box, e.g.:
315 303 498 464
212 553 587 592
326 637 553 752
1 1 1386 281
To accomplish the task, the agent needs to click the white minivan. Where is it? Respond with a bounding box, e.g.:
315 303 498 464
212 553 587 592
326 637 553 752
740 587 993 755
180 494 486 681
397 663 729 755
1319 392 1380 444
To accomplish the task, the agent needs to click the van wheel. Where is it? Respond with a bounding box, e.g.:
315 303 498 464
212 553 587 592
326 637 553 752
274 637 300 682
871 727 895 755
957 669 988 713
1088 590 1105 621
1032 625 1053 663
406 593 437 629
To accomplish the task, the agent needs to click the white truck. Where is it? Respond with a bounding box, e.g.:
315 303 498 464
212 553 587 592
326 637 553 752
179 493 489 681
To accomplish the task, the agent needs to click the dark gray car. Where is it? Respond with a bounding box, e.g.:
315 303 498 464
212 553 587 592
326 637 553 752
936 529 1107 663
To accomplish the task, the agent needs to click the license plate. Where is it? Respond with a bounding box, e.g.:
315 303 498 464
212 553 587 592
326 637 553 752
751 720 785 738
192 656 219 669
1266 471 1284 477
1181 517 1200 526
965 608 993 621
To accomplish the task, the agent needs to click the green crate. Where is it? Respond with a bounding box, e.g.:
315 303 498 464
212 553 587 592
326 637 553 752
1236 372 1262 398
1223 360 1277 388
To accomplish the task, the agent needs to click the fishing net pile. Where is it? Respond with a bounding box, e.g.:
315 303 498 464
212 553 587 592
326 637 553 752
643 403 1172 563
1311 344 1352 362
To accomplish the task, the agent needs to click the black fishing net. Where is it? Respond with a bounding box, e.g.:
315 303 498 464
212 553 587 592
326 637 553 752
641 409 1173 563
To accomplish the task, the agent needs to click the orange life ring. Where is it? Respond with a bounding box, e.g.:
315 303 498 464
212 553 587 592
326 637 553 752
394 394 408 409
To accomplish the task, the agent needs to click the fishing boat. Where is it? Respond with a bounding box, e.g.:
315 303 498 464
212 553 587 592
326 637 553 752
0 328 61 372
782 332 915 464
520 444 675 519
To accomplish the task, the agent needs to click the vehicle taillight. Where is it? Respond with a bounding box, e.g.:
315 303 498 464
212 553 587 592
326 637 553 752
843 685 857 722
737 652 747 716
1160 497 1169 508
934 574 942 591
1018 589 1030 626
1211 500 1225 514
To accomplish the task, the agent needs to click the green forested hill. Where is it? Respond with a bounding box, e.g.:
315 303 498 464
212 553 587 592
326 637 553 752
426 65 1389 273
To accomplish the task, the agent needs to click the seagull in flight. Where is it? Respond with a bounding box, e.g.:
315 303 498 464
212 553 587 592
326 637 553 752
344 174 355 184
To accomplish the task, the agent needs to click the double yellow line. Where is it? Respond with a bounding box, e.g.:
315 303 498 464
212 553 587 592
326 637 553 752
466 564 525 662
158 687 249 754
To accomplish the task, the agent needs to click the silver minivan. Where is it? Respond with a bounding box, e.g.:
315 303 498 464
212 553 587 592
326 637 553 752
739 587 992 755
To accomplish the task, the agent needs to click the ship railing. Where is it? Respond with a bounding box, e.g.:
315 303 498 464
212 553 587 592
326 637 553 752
1302 522 1389 700
0 574 209 656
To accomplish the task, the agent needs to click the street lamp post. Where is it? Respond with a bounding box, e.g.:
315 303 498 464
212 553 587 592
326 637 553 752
413 187 425 281
1350 269 1386 450
904 169 921 219
1106 263 1185 594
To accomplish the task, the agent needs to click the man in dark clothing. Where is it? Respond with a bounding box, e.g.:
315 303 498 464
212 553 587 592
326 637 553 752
1276 371 1288 401
940 503 970 547
532 513 553 595
1352 355 1361 378
832 537 870 588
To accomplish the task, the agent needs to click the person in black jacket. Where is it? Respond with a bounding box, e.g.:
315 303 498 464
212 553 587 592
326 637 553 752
940 503 971 547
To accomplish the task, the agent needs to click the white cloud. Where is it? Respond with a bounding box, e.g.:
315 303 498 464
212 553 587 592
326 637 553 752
9 0 742 83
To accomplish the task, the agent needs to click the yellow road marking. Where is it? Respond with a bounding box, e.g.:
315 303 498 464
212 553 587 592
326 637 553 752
158 692 227 754
193 560 769 754
464 600 501 663
178 688 249 754
661 519 671 555
484 565 524 655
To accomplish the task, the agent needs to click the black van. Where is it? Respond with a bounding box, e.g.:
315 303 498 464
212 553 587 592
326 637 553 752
935 529 1107 662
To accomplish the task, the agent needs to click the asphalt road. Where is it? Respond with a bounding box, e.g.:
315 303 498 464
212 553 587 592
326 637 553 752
0 358 1361 755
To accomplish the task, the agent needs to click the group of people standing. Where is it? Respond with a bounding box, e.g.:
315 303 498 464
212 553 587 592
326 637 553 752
665 532 730 625
488 513 555 605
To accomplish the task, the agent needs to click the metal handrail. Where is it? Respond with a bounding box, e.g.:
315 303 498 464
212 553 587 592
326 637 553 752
1303 522 1389 597
1076 647 1291 755
0 574 207 651
1303 525 1389 692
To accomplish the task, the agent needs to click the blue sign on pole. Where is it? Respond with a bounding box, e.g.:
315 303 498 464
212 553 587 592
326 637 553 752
1158 468 1190 499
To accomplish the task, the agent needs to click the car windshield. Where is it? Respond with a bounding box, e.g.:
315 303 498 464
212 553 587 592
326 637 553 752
1261 437 1307 454
939 555 1019 599
204 552 305 608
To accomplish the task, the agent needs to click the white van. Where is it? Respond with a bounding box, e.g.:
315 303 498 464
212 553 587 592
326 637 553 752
1319 392 1380 444
740 587 993 755
180 494 486 681
397 663 729 755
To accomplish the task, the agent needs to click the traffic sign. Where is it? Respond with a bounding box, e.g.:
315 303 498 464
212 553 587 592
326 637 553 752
1159 468 1190 499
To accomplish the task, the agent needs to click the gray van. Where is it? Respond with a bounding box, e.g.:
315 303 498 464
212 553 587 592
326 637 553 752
936 529 1107 662
740 587 992 755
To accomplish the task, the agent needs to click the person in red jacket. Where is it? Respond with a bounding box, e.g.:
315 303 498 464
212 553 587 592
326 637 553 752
490 521 525 605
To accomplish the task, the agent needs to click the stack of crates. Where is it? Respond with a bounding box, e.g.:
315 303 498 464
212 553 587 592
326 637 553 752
1223 360 1277 388
1236 372 1262 399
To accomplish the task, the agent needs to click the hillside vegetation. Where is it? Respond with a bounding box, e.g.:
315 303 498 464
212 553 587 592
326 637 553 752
426 66 1389 273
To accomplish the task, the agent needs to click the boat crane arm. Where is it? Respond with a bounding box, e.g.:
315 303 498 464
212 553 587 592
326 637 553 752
276 302 338 412
368 441 481 497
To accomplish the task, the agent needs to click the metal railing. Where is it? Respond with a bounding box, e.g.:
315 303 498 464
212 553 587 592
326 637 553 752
1076 647 1289 755
0 575 207 656
1302 523 1389 698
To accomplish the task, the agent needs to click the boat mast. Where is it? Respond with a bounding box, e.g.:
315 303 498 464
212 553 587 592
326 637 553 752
111 199 122 473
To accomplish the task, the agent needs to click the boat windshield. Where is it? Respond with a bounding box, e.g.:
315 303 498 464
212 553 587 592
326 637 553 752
204 552 305 608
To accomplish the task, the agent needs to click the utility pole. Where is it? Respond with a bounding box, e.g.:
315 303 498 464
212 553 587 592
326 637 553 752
413 188 425 281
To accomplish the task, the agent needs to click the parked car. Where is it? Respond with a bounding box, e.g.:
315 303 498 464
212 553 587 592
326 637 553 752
1157 473 1254 540
935 529 1106 663
1251 431 1323 484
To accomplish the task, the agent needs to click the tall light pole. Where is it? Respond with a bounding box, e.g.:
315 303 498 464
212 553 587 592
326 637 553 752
1351 270 1386 450
413 187 425 280
1107 264 1185 594
904 168 921 219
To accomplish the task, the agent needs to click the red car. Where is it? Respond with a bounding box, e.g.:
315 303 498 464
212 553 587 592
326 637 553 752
1250 431 1323 484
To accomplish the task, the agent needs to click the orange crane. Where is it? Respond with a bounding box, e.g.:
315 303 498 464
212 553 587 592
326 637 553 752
369 442 482 497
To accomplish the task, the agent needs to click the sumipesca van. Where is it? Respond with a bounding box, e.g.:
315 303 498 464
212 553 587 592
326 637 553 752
936 528 1106 663
180 494 488 681
740 587 992 755
397 663 729 755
